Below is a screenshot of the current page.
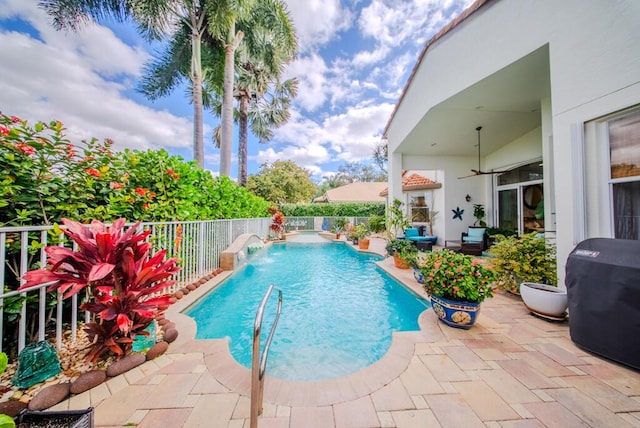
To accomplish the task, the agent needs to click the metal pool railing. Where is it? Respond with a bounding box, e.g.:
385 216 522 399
250 284 283 428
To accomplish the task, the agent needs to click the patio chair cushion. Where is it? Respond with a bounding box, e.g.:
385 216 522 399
463 227 485 242
404 228 419 238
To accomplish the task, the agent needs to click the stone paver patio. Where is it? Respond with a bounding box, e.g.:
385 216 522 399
51 237 640 427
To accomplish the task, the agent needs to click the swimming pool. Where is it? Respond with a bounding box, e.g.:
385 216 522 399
186 241 429 381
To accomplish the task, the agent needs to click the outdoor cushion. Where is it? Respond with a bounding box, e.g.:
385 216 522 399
404 228 419 238
408 236 429 242
463 227 485 242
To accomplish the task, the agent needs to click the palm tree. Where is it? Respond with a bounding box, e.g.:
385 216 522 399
39 0 211 168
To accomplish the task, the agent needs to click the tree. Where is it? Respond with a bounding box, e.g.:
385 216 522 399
209 0 297 184
336 162 387 183
205 0 256 177
247 160 316 203
40 0 212 168
373 141 388 174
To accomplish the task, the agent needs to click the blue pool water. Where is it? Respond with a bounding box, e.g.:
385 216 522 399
186 241 429 381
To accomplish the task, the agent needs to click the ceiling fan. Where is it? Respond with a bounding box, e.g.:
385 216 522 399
458 126 511 179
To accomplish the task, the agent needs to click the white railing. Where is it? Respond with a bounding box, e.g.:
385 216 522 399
0 216 369 358
0 218 271 357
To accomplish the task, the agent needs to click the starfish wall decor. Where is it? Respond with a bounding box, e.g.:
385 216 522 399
452 207 464 220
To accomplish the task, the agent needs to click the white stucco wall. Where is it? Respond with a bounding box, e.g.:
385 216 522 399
385 0 640 285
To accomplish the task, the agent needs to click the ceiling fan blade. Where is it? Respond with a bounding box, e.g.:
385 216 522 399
457 171 480 179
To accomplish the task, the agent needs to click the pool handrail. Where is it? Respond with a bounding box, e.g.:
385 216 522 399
250 284 283 428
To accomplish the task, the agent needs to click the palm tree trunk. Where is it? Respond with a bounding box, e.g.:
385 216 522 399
238 95 248 186
220 24 236 177
191 30 204 168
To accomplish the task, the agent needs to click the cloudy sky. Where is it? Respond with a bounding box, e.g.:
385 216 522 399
0 0 474 181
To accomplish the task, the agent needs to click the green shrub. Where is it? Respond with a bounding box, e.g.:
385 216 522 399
280 202 385 217
488 232 557 292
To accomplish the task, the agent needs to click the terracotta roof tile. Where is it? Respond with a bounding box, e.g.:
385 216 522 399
379 173 441 196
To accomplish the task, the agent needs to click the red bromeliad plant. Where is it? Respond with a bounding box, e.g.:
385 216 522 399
20 218 179 362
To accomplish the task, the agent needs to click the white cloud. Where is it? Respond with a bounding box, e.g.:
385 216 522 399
0 1 196 154
284 54 328 112
283 0 353 52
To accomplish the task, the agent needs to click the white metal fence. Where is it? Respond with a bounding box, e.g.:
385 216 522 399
0 216 365 358
0 218 271 357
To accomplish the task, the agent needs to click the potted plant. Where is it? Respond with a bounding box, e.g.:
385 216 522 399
472 204 487 227
332 217 348 239
351 223 371 249
488 232 565 319
386 198 411 239
403 250 427 284
420 250 496 329
385 239 417 269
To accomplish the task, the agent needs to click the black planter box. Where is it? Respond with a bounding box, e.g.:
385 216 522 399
15 407 94 428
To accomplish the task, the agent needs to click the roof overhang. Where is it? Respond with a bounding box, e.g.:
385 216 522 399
396 45 551 158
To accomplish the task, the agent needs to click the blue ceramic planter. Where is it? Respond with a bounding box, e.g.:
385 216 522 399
413 267 425 284
430 295 480 329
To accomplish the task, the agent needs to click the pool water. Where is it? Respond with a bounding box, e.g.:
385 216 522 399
186 241 429 381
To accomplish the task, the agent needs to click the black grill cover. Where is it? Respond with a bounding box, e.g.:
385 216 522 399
565 238 640 370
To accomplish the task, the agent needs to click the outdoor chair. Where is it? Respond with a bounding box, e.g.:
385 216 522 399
404 228 435 251
460 227 488 256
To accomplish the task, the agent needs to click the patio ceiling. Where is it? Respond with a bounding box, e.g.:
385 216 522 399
398 45 551 158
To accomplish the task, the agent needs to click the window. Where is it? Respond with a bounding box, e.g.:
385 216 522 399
609 108 640 239
409 192 431 223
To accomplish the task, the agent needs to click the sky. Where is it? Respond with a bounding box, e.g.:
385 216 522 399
0 0 474 182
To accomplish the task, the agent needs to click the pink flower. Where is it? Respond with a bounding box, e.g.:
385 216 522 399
10 116 21 123
110 182 124 190
166 168 180 179
0 126 9 136
135 187 148 197
86 168 101 178
16 143 35 155
105 138 113 146
143 203 150 210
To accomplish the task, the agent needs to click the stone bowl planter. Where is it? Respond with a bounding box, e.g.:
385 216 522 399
520 282 568 321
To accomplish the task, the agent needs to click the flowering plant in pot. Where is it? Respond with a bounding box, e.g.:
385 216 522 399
420 250 496 329
20 218 179 362
385 239 417 269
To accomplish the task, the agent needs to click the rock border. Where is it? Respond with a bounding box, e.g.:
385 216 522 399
0 269 224 417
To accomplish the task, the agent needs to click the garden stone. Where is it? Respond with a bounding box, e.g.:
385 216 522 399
181 287 190 295
106 354 146 377
161 322 176 331
12 341 61 389
174 290 184 299
163 328 179 343
28 383 70 410
157 318 171 326
0 399 27 417
70 370 107 394
146 342 169 360
186 284 197 291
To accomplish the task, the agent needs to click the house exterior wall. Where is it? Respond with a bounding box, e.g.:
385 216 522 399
386 0 640 286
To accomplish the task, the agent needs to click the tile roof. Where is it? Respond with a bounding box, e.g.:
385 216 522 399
379 173 441 196
313 182 388 203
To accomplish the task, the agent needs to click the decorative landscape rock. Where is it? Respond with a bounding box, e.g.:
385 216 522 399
174 290 184 299
146 342 169 360
12 341 61 389
106 354 146 377
0 399 27 417
70 370 107 394
181 287 190 295
157 318 171 326
186 284 197 291
27 383 70 410
163 328 179 343
161 322 176 331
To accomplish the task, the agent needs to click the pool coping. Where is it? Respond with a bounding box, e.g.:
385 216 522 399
166 237 436 407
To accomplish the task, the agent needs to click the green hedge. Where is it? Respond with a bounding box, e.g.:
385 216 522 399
280 202 385 217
